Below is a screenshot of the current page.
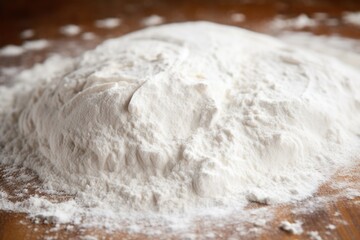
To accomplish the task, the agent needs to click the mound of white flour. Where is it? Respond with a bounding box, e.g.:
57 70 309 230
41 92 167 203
0 22 360 221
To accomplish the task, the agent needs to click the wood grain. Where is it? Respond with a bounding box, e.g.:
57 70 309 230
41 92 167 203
0 0 359 239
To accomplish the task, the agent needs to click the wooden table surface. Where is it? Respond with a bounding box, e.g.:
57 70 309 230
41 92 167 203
0 0 359 239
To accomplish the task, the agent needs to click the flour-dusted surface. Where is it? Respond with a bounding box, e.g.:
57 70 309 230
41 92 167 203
95 18 122 29
343 12 360 26
0 22 360 234
0 45 25 56
279 220 303 235
141 15 164 26
59 24 82 36
270 14 318 30
0 39 50 57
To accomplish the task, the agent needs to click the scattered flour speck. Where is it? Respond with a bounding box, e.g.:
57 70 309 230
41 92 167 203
308 231 322 240
0 45 25 56
95 18 122 29
343 12 360 26
326 224 336 230
60 24 82 36
141 15 164 26
231 13 246 22
20 29 35 39
279 220 303 235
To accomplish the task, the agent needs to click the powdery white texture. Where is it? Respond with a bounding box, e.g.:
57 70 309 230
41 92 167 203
0 40 50 57
279 220 303 235
80 236 98 240
326 224 336 230
18 197 79 224
231 13 246 22
82 32 96 41
1 22 360 219
0 55 74 112
60 24 82 36
23 39 49 51
343 12 360 26
278 32 360 68
0 45 25 56
0 67 19 77
271 14 318 30
141 15 164 26
20 29 35 39
308 231 322 240
95 18 122 29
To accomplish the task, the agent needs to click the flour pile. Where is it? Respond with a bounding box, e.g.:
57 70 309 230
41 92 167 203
0 22 360 228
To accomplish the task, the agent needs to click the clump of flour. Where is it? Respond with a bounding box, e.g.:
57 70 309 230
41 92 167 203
279 220 303 235
0 22 360 229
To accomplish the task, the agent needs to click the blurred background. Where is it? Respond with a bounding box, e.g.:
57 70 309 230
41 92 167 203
0 0 360 79
1 0 360 47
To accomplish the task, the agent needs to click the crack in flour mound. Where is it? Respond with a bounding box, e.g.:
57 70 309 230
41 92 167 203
0 22 360 232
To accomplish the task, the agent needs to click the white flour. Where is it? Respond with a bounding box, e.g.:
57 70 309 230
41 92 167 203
0 45 25 56
230 13 246 22
270 13 342 30
279 220 303 235
326 224 336 230
141 15 164 26
270 14 318 30
0 22 360 235
308 231 322 240
20 29 35 39
95 18 122 29
82 32 96 41
343 12 360 26
278 32 360 68
23 39 50 51
60 24 82 36
0 39 50 57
